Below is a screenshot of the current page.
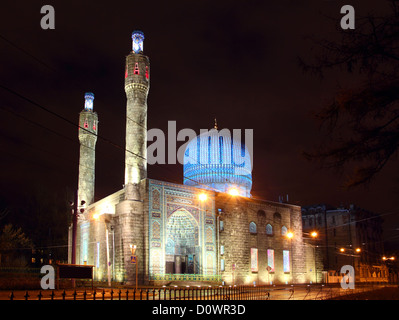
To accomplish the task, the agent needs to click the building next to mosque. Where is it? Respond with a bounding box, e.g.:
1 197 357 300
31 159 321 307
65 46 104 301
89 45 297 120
69 31 314 286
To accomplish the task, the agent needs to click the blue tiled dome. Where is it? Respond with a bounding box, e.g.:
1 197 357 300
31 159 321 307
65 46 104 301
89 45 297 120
183 128 252 197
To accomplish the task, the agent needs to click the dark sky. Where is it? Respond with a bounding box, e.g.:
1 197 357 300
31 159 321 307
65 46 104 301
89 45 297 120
0 1 398 247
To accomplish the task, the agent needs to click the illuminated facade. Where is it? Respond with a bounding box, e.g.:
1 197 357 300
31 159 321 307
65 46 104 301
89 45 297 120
77 92 98 207
70 31 311 286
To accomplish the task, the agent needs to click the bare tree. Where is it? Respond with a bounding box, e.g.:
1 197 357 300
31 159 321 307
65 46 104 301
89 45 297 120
299 0 399 187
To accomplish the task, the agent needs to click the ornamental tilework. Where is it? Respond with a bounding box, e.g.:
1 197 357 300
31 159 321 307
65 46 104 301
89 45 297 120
148 180 217 277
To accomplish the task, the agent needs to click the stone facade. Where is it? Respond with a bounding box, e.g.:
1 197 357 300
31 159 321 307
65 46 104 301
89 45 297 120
77 103 98 206
74 180 310 286
124 50 149 187
217 194 306 285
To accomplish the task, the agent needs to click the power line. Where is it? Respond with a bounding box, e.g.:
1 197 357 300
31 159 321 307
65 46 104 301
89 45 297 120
0 33 255 197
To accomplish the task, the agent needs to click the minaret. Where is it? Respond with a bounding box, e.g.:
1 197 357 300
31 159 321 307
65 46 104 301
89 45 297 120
115 31 149 286
124 30 149 199
78 92 98 206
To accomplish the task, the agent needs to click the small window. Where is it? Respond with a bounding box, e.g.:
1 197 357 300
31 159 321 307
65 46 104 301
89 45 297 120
220 245 224 255
221 259 225 272
266 224 273 235
219 220 224 232
249 222 257 234
134 62 140 75
281 226 288 236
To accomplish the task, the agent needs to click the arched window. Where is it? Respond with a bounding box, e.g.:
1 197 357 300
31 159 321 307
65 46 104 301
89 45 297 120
273 212 282 229
257 210 266 225
281 226 288 236
249 222 257 234
266 224 273 235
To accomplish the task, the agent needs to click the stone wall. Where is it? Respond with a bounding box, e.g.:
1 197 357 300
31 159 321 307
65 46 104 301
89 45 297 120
217 194 307 285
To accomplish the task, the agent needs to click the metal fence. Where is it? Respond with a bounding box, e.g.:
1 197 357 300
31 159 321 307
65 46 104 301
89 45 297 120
5 283 394 300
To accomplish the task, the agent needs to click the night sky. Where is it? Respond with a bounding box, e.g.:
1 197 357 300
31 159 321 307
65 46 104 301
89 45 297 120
1 1 398 248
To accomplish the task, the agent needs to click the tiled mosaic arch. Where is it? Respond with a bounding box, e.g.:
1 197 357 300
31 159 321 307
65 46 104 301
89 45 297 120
148 180 217 278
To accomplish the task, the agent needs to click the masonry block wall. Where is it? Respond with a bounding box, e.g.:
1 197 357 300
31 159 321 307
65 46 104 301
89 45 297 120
217 194 307 285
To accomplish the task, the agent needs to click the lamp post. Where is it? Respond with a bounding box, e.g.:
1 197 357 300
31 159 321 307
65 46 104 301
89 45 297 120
310 231 318 283
286 231 294 284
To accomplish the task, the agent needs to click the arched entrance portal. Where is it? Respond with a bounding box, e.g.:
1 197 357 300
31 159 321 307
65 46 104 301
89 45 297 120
165 209 200 275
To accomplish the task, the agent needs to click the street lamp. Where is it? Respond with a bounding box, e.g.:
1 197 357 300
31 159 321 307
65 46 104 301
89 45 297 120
310 231 318 283
228 188 239 196
285 231 294 284
382 256 395 261
198 193 207 201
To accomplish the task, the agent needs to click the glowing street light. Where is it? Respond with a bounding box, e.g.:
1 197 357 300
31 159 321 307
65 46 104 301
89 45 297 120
93 213 100 220
228 188 239 196
286 231 294 239
198 193 207 201
355 248 361 253
383 256 395 261
340 248 345 253
310 231 318 238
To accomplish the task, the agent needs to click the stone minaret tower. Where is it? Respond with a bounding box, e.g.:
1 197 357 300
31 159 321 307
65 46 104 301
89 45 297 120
124 30 149 199
78 92 98 206
115 31 149 285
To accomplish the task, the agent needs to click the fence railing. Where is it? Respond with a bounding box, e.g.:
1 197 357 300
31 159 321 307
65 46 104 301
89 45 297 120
150 273 222 282
5 283 393 300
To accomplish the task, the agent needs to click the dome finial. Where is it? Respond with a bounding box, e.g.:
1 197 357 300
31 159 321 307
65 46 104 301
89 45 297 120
214 118 218 130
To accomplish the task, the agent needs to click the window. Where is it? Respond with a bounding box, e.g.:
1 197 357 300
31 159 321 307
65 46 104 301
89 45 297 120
266 224 273 235
134 62 140 75
221 259 225 272
274 212 282 225
267 249 275 272
281 226 288 236
251 248 258 272
96 242 100 268
220 245 224 255
145 66 149 79
249 222 257 234
219 220 224 232
283 250 290 272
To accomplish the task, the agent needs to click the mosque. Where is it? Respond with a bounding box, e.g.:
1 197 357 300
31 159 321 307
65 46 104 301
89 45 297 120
68 31 313 286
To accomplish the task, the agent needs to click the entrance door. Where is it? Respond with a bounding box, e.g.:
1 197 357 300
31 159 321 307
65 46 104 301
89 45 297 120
166 209 199 274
